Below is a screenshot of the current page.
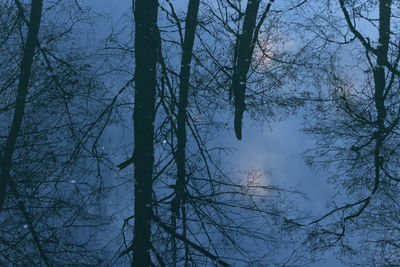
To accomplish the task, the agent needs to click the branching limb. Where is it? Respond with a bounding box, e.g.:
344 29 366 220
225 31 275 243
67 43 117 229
153 215 231 267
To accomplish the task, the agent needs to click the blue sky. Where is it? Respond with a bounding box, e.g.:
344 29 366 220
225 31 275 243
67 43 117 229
82 0 357 265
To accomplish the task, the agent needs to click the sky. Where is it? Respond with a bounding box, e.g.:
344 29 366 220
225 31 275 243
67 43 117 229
213 112 342 266
83 0 348 265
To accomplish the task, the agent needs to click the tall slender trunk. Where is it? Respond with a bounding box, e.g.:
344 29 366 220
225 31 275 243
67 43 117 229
171 1 200 264
231 0 261 140
372 0 391 194
171 0 200 217
0 0 43 213
132 0 158 266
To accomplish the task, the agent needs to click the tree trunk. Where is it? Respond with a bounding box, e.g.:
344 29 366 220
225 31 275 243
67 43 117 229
171 0 200 217
231 0 261 140
132 0 158 266
0 0 43 213
170 1 200 264
372 0 391 194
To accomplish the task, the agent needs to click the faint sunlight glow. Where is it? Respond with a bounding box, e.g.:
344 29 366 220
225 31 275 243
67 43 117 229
253 40 273 69
241 169 270 194
244 170 266 186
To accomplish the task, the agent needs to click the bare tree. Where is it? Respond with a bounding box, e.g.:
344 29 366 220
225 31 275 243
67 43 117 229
0 1 118 265
231 0 275 140
119 0 313 266
0 0 43 213
295 0 400 264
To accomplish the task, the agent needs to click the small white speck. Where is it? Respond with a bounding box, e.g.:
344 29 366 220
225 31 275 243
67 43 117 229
23 224 28 229
102 146 105 150
70 180 76 184
162 140 167 144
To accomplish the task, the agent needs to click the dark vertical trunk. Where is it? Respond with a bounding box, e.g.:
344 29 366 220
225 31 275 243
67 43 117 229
171 0 200 217
171 1 200 264
132 0 158 266
372 0 391 193
0 0 43 213
231 0 261 140
171 0 200 266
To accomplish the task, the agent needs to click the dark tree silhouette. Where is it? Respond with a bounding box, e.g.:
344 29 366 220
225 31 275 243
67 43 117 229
132 0 159 266
0 1 50 264
0 0 43 213
231 0 275 140
296 0 400 264
171 0 200 219
0 1 119 265
169 1 200 265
